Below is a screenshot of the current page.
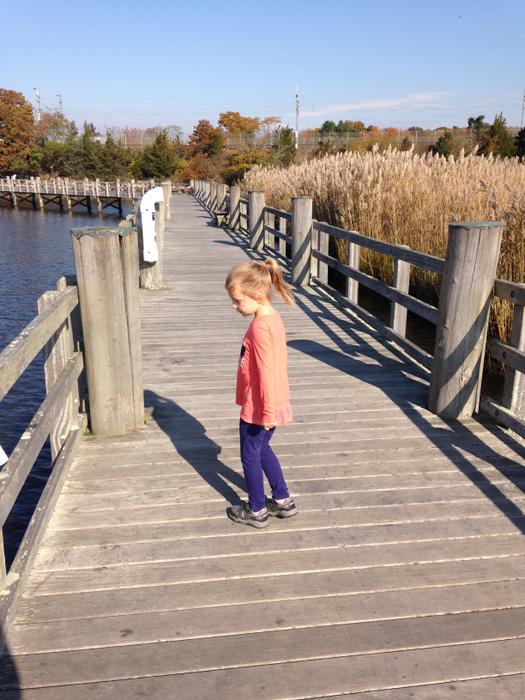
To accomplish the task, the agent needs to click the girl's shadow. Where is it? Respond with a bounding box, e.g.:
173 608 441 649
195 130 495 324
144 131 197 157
144 389 244 505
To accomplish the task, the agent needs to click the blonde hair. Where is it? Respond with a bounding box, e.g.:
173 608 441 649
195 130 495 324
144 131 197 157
225 258 295 306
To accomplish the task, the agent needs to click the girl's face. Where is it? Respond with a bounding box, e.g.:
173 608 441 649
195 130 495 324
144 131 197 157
228 287 262 317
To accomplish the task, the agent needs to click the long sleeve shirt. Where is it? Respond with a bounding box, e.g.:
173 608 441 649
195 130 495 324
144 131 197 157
236 313 293 426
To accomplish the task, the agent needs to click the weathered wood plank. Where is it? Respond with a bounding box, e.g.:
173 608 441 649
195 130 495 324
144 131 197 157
2 609 525 689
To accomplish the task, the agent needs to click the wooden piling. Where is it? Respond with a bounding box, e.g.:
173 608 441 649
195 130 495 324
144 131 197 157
248 191 265 251
291 197 313 286
70 226 144 435
428 221 504 419
229 185 241 231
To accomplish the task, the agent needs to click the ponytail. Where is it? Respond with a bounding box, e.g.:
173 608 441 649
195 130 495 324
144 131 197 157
225 258 295 306
261 258 295 306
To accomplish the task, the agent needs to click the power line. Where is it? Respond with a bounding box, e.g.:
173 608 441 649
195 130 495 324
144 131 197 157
57 94 64 114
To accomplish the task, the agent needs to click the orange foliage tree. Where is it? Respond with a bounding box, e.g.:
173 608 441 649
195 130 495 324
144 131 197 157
0 89 35 174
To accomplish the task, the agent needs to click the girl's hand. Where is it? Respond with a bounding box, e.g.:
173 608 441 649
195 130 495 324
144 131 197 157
263 423 275 431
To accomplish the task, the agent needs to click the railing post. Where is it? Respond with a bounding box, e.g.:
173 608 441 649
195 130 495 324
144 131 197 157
248 190 265 251
291 196 313 286
279 216 288 257
210 182 218 211
37 282 80 459
502 300 525 420
162 181 171 220
428 221 504 419
317 228 329 284
204 181 211 208
389 246 410 335
70 225 144 435
266 210 275 249
229 185 241 231
216 184 226 211
346 241 360 304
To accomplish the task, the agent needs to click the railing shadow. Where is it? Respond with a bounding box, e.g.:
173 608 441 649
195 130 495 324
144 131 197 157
289 286 525 534
144 389 245 506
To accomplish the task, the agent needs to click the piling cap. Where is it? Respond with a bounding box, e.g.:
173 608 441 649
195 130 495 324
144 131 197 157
449 221 504 229
71 226 137 239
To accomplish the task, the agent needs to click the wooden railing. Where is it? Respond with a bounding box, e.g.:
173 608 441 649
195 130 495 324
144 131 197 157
0 177 154 199
482 280 525 439
0 278 85 631
192 179 520 429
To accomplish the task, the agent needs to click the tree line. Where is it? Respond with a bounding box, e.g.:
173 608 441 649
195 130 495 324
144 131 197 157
0 90 295 184
1 88 524 185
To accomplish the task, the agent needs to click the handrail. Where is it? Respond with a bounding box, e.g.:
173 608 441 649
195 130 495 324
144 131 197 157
0 281 84 631
314 221 445 274
0 353 83 526
0 178 153 198
0 286 78 402
312 249 439 325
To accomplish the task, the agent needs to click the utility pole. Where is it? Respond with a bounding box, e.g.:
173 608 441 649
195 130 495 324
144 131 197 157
295 87 300 150
57 93 64 114
33 86 41 123
521 89 525 129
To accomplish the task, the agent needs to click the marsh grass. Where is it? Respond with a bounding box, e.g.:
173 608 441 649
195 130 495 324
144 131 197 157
243 147 525 348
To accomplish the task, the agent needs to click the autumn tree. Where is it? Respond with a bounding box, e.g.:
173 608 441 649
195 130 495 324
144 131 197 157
218 111 261 136
0 88 35 174
188 120 224 156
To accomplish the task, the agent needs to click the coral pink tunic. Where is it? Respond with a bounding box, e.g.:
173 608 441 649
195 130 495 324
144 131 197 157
236 313 293 426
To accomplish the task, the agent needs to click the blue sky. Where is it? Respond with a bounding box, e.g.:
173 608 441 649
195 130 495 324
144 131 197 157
2 0 524 135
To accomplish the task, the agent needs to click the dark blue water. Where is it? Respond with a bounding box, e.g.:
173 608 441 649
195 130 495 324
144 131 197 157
0 203 130 567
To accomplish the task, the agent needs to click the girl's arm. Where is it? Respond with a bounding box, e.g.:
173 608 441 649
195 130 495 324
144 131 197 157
251 323 276 427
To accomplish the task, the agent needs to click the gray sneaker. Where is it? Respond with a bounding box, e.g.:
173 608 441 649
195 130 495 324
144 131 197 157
227 503 269 528
266 497 297 518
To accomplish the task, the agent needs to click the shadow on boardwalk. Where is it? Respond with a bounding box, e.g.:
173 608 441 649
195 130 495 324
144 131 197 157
0 636 21 696
289 286 525 536
144 389 245 506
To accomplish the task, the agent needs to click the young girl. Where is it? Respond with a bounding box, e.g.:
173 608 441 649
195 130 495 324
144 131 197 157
225 258 297 528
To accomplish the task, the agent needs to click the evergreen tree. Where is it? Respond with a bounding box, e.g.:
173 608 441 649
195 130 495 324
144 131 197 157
515 128 525 157
272 127 296 166
137 131 178 178
479 113 516 157
99 134 132 179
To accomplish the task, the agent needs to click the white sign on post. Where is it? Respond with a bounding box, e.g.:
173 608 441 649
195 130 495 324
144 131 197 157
139 186 164 262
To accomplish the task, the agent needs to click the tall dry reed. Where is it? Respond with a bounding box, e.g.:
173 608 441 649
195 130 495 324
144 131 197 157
243 147 525 344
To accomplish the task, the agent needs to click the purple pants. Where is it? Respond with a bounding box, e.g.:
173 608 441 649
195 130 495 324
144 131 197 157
239 419 290 512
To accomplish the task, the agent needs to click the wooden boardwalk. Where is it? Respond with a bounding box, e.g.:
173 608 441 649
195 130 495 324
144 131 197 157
2 195 525 697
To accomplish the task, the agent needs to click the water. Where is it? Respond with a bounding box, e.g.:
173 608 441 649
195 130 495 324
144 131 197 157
0 203 129 567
